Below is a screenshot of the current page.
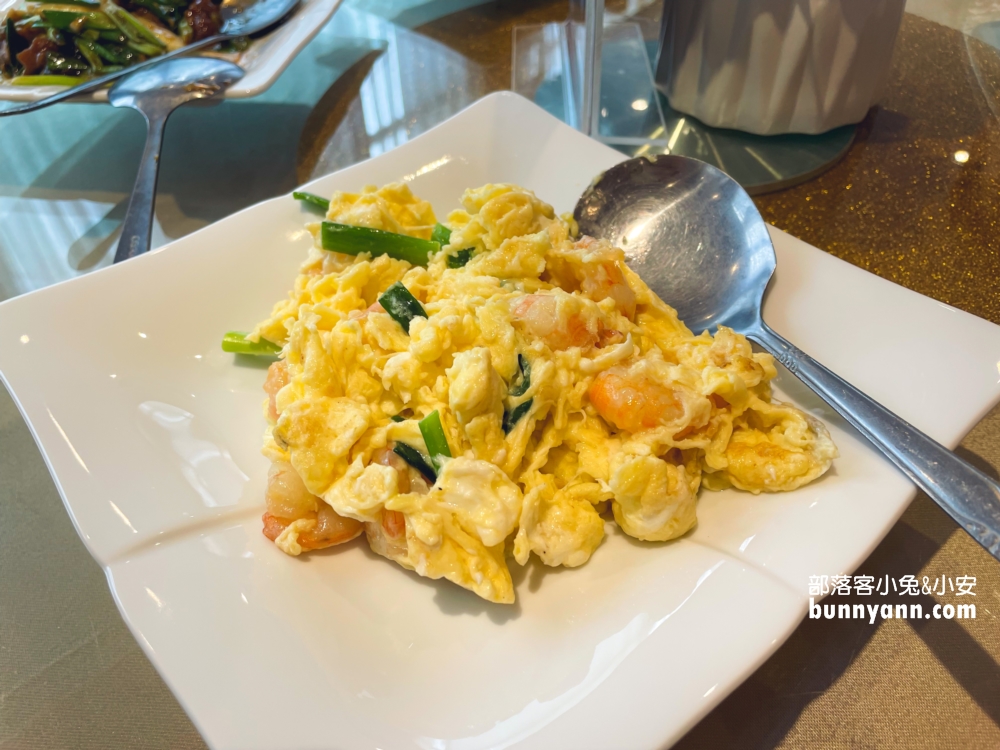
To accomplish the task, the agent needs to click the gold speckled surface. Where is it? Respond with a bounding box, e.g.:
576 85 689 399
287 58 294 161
756 15 1000 324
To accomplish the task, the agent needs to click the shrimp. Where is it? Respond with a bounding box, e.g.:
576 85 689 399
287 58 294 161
348 301 385 321
263 361 289 422
374 444 410 494
588 367 684 433
372 444 432 497
511 294 598 350
573 237 637 319
262 461 362 550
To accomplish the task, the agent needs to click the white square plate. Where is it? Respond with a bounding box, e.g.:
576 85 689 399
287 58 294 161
0 0 341 102
2 92 999 749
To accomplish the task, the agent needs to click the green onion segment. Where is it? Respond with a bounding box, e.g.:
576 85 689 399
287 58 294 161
508 354 531 397
292 191 329 212
431 222 451 246
503 398 533 434
221 331 281 356
392 442 437 483
321 222 438 267
418 410 452 460
446 248 474 268
378 282 427 334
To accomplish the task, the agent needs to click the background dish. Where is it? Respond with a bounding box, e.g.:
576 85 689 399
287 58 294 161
1 92 999 749
0 0 341 102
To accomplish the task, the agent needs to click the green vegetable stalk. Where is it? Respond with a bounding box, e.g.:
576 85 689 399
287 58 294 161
502 398 533 434
293 191 330 212
392 442 437 483
321 222 439 267
418 410 451 460
378 282 427 334
221 331 281 356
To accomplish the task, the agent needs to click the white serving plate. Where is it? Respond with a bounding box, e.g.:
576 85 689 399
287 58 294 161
0 0 341 102
1 92 999 749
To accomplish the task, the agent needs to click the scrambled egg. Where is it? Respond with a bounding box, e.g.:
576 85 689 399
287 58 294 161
252 183 837 603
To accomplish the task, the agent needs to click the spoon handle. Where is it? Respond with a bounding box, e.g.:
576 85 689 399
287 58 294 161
114 111 169 263
0 35 225 117
751 322 1000 562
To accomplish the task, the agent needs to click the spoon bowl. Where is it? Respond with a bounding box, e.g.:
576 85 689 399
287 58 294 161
110 58 245 264
108 57 246 110
575 155 775 335
575 153 1000 563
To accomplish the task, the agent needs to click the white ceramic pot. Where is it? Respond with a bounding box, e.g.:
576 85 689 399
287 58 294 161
654 0 906 135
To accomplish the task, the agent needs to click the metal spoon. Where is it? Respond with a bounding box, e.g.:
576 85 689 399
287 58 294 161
110 57 243 263
0 0 296 117
575 154 1000 562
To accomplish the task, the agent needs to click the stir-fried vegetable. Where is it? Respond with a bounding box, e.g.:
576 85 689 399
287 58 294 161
1 0 240 83
378 281 427 334
221 331 281 356
321 222 439 267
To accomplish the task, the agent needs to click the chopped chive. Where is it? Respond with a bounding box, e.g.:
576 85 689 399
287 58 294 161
431 222 451 246
221 331 281 356
392 442 436 483
446 248 475 268
418 410 451 459
293 191 329 212
378 282 427 334
502 398 533 434
390 414 404 423
508 354 531 397
321 222 438 267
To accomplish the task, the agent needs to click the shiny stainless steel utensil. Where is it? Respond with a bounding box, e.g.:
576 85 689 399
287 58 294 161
575 154 1000 562
0 0 296 117
110 57 243 263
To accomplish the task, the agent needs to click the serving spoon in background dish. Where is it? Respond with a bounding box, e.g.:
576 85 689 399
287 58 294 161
0 0 297 117
110 57 243 263
575 154 1000 563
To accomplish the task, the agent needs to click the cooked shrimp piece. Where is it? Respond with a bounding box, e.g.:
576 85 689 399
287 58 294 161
373 445 411 493
596 325 625 348
580 261 636 319
262 505 364 551
381 509 406 539
366 510 409 561
263 361 289 422
262 460 363 550
589 367 684 433
511 294 598 350
265 461 318 519
372 444 432 495
349 301 386 321
572 237 637 319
